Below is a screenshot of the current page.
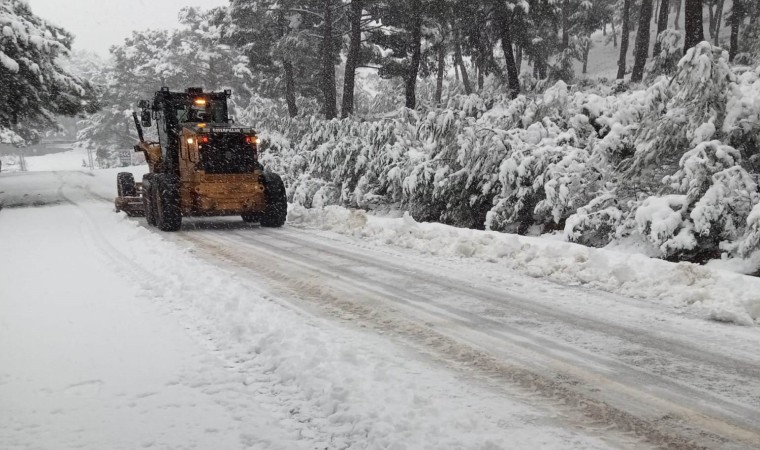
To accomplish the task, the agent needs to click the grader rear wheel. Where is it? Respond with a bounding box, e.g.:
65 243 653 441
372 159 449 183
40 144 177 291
142 174 158 226
154 174 182 232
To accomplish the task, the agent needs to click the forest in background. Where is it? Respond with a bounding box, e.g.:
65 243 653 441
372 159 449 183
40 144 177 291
3 0 760 264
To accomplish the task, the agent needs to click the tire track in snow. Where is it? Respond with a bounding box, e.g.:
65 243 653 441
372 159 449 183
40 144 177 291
252 227 760 384
177 228 730 450
51 174 350 448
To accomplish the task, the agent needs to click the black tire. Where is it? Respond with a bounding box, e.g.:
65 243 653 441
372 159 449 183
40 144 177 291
117 172 137 197
241 213 261 223
142 174 157 226
154 174 182 232
259 171 287 228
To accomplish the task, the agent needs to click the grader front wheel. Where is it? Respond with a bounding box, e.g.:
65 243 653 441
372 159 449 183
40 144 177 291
259 171 287 228
117 172 137 197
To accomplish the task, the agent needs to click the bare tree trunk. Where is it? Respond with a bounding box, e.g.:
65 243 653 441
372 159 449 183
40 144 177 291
435 41 445 104
655 0 661 24
284 60 298 117
562 0 570 49
515 45 523 73
730 0 744 61
612 20 618 47
674 0 682 29
582 39 591 74
538 58 547 79
321 0 337 119
405 0 422 109
617 0 632 79
496 3 520 97
453 24 472 95
653 0 671 55
277 11 298 117
684 0 705 53
631 0 654 82
708 2 716 38
713 0 725 46
341 0 363 118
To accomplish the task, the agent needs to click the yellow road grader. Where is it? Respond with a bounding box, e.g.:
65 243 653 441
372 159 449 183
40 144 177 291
114 87 287 231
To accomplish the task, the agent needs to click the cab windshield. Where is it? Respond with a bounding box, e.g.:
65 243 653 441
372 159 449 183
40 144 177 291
175 99 226 124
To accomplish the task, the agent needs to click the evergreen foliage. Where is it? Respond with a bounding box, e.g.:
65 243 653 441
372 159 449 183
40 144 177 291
0 0 96 144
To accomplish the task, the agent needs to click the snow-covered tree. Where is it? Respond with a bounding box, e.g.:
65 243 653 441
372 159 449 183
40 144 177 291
564 192 623 247
647 29 685 79
226 0 325 117
632 141 759 260
630 42 735 173
0 0 96 143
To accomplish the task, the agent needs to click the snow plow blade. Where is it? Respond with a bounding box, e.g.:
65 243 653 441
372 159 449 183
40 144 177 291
114 195 145 216
114 177 145 217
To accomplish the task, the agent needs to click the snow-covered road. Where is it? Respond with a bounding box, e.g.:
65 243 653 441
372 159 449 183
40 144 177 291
2 169 760 449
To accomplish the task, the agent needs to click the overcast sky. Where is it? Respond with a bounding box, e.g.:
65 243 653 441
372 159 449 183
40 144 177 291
27 0 229 56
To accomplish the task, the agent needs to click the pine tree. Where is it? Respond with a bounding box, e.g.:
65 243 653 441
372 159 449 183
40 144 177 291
366 0 437 109
0 0 97 143
227 0 324 117
574 0 609 75
522 0 561 80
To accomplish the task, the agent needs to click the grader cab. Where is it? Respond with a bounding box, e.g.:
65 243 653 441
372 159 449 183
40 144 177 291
114 87 287 231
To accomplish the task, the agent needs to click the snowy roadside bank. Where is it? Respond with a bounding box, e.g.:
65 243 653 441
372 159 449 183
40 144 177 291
288 205 760 326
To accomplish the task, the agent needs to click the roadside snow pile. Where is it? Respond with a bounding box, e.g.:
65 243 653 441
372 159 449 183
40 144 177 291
288 205 760 326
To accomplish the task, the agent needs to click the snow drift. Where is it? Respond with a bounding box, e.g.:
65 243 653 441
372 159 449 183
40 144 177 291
288 204 760 326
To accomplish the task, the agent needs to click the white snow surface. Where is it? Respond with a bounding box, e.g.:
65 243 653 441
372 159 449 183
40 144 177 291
288 206 760 326
4 144 760 448
0 169 615 449
0 144 90 173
